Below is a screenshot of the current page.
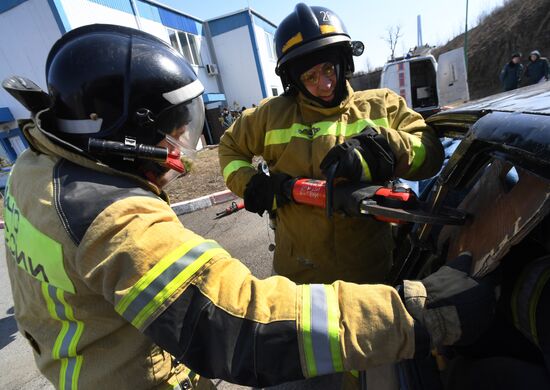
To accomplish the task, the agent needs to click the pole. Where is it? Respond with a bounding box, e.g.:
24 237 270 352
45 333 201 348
464 0 469 72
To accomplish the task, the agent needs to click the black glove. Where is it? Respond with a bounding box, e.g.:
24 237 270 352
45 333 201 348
332 181 381 217
243 171 291 216
320 127 395 183
401 253 500 352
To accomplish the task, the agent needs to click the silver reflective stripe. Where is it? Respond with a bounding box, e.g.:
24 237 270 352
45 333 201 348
121 240 219 323
44 284 83 390
310 284 334 375
56 118 103 134
163 79 204 104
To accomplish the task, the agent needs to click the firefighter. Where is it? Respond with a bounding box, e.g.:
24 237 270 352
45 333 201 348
3 24 495 390
218 3 444 285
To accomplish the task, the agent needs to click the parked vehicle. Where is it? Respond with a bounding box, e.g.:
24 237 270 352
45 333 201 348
380 47 470 117
387 81 550 389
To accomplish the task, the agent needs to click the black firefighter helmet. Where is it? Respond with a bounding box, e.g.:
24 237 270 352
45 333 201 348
274 3 363 104
45 24 205 178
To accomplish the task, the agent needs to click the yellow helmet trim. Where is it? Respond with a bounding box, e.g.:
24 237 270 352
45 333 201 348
282 32 303 53
320 25 337 34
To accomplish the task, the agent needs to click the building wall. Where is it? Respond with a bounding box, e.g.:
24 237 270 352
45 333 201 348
0 0 61 119
60 0 138 29
211 25 262 110
252 23 282 98
0 0 224 120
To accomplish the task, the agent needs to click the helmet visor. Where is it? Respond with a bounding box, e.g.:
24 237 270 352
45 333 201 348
153 96 205 187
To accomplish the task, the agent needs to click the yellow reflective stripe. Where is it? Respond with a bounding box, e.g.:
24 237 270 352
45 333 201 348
406 136 427 176
282 32 303 53
372 117 389 128
116 239 230 330
4 188 74 293
41 283 84 390
131 246 229 329
320 25 337 34
324 285 343 372
115 237 205 315
222 160 254 181
42 283 64 358
301 285 316 377
354 149 372 182
264 118 388 146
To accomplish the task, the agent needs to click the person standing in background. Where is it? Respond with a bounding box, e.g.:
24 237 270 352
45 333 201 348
524 50 549 86
499 52 523 91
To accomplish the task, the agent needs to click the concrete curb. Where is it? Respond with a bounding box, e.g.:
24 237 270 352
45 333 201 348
171 189 239 216
0 190 238 229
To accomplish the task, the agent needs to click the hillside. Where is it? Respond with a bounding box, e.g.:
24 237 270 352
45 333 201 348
433 0 550 99
352 0 550 100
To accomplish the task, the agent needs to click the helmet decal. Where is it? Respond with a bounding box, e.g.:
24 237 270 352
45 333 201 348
282 32 303 54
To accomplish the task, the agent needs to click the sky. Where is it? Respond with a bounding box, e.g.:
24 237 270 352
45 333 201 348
162 0 507 71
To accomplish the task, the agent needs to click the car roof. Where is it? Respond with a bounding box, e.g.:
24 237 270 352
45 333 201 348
427 82 550 131
426 82 550 182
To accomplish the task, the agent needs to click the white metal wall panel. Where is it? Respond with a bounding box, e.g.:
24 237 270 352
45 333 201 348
139 17 170 41
253 24 282 97
60 0 138 29
212 26 261 109
0 0 61 119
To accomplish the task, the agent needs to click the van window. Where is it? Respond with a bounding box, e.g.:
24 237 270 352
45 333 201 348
410 60 438 109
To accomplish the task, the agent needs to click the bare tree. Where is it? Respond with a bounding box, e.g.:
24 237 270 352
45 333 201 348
382 25 403 60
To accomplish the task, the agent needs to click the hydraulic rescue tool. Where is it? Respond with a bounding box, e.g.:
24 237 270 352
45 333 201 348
214 201 245 219
215 171 467 225
286 177 467 225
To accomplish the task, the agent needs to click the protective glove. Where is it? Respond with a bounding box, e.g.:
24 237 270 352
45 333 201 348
320 127 395 183
243 171 291 216
401 252 500 353
332 181 381 217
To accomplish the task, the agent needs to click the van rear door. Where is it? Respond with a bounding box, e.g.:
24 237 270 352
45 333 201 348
437 47 470 107
380 61 412 106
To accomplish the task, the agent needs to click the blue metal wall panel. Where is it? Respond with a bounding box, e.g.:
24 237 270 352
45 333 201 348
208 12 247 37
0 0 28 13
0 128 28 163
158 7 199 35
0 108 14 123
88 0 133 14
136 0 161 23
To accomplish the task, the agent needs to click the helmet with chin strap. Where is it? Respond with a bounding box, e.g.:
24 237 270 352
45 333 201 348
274 3 362 105
45 24 205 176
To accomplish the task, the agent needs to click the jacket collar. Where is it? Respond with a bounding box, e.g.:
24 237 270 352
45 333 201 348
296 81 354 123
24 109 165 198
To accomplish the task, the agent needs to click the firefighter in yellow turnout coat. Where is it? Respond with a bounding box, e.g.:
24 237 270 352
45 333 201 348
4 25 497 390
219 4 444 284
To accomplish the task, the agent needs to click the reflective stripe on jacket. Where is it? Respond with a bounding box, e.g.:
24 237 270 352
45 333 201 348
219 84 444 283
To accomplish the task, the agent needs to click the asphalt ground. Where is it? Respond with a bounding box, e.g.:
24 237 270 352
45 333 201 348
0 201 280 390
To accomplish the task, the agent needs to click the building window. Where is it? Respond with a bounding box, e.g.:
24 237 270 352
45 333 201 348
271 87 279 96
264 31 276 60
167 28 202 66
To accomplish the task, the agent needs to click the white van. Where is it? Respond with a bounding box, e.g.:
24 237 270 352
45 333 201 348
380 47 470 117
